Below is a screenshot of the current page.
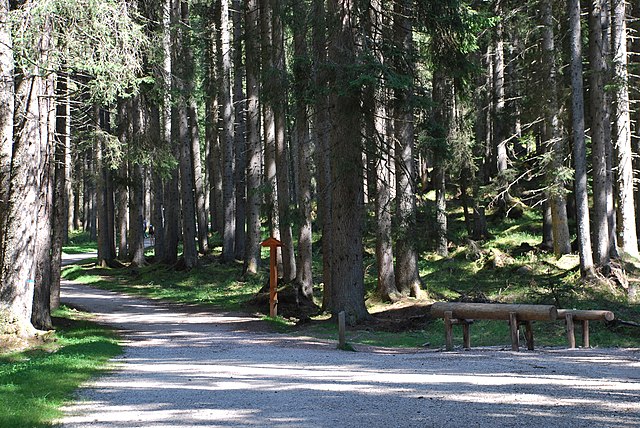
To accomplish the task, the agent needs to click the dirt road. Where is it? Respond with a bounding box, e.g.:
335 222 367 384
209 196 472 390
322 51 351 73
59 279 640 427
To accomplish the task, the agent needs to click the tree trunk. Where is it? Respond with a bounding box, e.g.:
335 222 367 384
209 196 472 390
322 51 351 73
493 0 508 197
0 0 13 264
260 0 280 253
128 99 145 267
292 0 313 300
243 0 262 275
96 108 116 268
326 0 369 323
612 0 638 257
311 0 332 310
220 0 236 262
271 0 296 283
176 1 198 269
1 26 48 336
393 0 422 298
541 0 571 256
569 0 595 277
183 5 209 256
589 0 610 267
32 63 55 331
50 72 70 310
233 0 247 260
432 69 452 258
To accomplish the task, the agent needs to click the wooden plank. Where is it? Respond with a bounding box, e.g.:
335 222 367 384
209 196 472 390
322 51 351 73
566 313 576 348
431 302 557 321
509 312 519 351
444 311 453 351
556 309 614 321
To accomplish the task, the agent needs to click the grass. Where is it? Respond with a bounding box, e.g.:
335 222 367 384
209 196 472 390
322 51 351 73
0 306 121 428
62 230 98 255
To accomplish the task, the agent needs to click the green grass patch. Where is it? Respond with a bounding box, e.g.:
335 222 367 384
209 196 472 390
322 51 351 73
0 306 121 428
62 230 97 255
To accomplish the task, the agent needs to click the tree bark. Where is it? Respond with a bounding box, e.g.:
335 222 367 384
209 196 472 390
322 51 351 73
326 0 369 323
589 0 610 267
50 72 70 310
271 0 296 283
292 0 313 300
32 61 55 331
311 0 332 310
243 0 262 275
0 0 13 264
541 0 571 256
220 0 236 262
612 0 638 257
233 0 247 260
128 98 146 267
175 1 198 269
1 18 49 335
569 0 595 277
96 107 117 268
393 0 422 298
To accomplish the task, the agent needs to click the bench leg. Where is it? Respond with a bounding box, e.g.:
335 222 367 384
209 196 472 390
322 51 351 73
462 322 471 350
582 320 589 348
523 321 534 350
509 312 519 351
566 313 576 348
444 311 453 351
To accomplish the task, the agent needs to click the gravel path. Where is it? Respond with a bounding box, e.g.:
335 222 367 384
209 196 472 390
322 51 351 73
58 280 640 428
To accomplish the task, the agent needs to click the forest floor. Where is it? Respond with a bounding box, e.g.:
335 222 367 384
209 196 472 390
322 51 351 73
58 277 640 427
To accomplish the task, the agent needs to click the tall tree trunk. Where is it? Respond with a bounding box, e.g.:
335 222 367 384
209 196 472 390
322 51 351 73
0 0 13 264
271 0 296 282
176 1 198 269
292 0 312 300
493 0 508 193
432 69 452 258
589 0 610 267
32 64 55 331
542 0 571 256
50 72 70 310
183 4 209 256
243 0 262 275
96 108 116 268
393 0 422 298
220 0 236 262
233 0 247 260
311 0 332 310
128 98 146 267
612 0 638 257
327 0 369 323
569 0 595 277
1 20 49 335
260 0 280 254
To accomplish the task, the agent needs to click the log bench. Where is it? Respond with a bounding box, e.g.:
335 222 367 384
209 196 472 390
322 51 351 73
430 302 557 351
557 309 614 348
431 302 615 351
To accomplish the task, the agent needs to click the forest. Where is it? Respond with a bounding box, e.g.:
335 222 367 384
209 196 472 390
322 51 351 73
1 0 640 339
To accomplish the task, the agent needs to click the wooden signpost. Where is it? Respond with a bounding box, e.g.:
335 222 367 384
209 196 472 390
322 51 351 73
261 237 283 317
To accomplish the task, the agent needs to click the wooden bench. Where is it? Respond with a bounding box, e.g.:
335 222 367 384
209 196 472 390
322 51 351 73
431 302 557 351
557 309 614 348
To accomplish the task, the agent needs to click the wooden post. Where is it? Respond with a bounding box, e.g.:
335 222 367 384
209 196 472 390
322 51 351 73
582 320 590 348
444 311 454 351
566 313 576 348
261 237 283 318
462 321 471 350
509 312 519 351
338 311 346 349
523 321 534 351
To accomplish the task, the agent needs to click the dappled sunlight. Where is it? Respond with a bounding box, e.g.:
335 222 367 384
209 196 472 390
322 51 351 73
60 282 640 428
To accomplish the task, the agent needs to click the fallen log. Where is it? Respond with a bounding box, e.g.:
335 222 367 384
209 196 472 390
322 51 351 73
556 309 614 321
